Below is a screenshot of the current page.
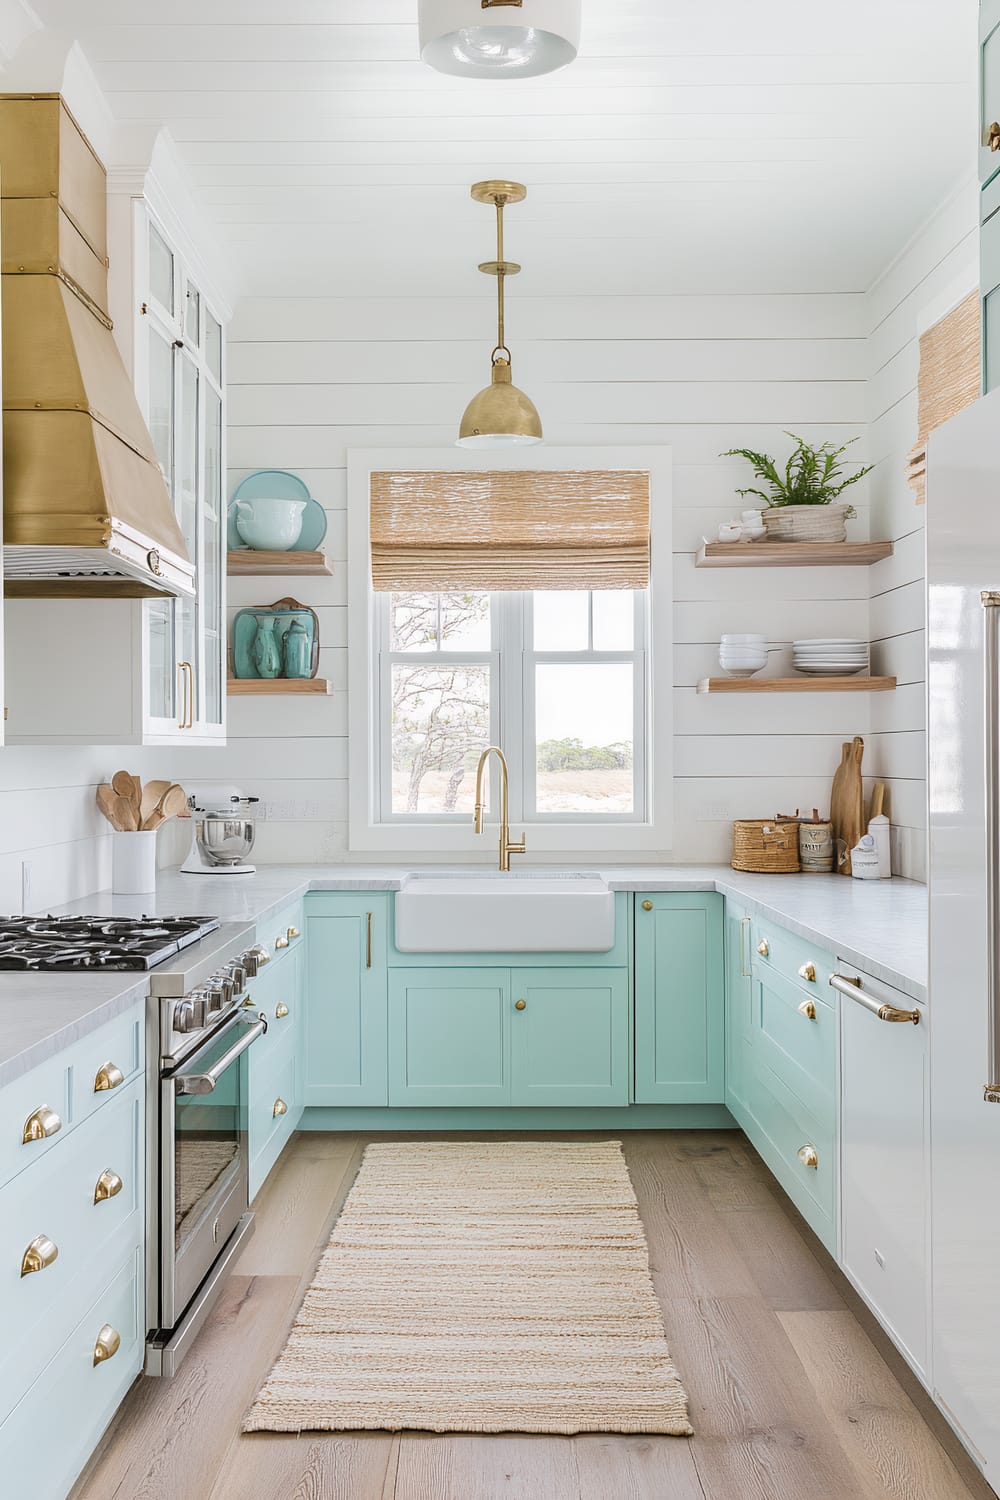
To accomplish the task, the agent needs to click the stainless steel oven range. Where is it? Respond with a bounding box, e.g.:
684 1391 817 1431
146 925 271 1377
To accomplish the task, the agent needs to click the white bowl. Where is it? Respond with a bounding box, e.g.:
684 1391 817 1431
720 634 767 645
721 664 765 677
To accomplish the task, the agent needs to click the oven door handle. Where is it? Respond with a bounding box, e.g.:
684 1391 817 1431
173 1015 268 1095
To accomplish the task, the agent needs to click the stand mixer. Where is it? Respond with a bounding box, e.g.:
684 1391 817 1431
180 784 260 876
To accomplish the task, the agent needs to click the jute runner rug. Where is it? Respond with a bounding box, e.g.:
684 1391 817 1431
244 1139 692 1436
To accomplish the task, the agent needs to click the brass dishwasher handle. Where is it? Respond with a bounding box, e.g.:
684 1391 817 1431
829 972 920 1025
22 1105 61 1144
21 1235 58 1277
93 1325 121 1366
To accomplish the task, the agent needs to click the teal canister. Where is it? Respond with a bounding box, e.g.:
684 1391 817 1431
282 617 312 679
252 614 282 678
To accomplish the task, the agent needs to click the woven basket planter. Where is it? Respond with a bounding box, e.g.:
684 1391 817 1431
732 818 801 874
761 503 850 543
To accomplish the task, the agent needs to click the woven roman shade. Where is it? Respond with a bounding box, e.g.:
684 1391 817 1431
370 470 651 592
906 291 981 506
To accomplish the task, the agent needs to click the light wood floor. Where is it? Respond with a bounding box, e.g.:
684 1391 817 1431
72 1130 996 1500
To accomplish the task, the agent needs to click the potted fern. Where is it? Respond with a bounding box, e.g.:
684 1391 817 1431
721 433 874 542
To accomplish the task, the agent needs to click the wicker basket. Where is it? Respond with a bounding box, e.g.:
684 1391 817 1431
732 818 801 874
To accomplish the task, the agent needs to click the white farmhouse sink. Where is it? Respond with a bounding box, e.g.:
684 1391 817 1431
394 874 615 953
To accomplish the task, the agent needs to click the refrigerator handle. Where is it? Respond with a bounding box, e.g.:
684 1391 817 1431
983 591 1000 1103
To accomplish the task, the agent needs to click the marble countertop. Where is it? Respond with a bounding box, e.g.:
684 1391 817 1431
2 862 927 1087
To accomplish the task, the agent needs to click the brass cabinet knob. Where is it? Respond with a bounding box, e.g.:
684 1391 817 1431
798 999 817 1021
275 935 290 950
94 1169 123 1205
797 1144 819 1170
94 1061 125 1093
757 938 769 957
93 1325 121 1367
287 926 300 940
641 900 653 912
275 1002 290 1019
22 1105 62 1145
273 1098 288 1118
798 962 817 984
986 121 1000 152
515 999 527 1011
21 1234 58 1277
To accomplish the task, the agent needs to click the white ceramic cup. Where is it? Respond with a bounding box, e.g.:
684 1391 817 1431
112 830 158 894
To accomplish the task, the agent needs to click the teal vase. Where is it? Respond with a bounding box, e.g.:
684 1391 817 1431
252 615 282 678
282 617 311 679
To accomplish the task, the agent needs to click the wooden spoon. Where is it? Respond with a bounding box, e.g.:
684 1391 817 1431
144 783 188 830
97 783 132 831
111 770 140 830
140 779 171 826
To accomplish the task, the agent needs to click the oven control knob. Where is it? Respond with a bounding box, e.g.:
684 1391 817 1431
188 993 209 1029
214 975 236 1007
225 962 247 994
243 948 260 978
174 1000 196 1034
205 985 226 1014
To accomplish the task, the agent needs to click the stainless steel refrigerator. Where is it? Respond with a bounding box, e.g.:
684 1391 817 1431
927 385 1000 1484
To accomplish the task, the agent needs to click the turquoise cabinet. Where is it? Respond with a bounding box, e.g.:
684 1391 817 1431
724 898 754 1113
389 968 510 1106
634 892 725 1104
304 894 389 1107
510 968 629 1107
247 944 304 1200
982 0 1000 187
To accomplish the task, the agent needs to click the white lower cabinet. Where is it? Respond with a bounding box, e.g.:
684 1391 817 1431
839 965 929 1380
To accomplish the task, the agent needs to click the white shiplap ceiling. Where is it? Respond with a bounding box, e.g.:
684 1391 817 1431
31 0 979 300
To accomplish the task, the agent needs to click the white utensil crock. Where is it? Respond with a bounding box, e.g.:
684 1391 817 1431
112 830 158 894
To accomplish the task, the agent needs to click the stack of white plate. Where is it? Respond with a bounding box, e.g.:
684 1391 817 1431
719 633 768 677
793 638 869 677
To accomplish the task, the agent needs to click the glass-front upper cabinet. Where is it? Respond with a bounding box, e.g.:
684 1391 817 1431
136 211 226 741
983 0 1000 186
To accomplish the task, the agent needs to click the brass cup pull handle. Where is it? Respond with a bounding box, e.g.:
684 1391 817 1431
273 1097 288 1118
798 999 817 1021
641 900 653 912
287 926 300 940
274 936 290 950
797 1144 819 1170
275 1002 290 1019
757 938 769 957
256 945 271 965
798 962 817 983
515 999 527 1011
94 1169 123 1205
93 1325 121 1367
22 1105 62 1144
21 1234 58 1277
94 1062 125 1093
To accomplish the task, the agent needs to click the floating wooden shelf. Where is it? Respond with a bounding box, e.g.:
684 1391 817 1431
227 550 333 576
697 676 896 694
696 541 893 568
227 678 333 696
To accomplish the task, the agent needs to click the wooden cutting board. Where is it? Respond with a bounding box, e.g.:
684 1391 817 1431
830 736 865 876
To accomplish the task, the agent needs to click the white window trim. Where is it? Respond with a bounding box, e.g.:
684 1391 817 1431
346 446 673 857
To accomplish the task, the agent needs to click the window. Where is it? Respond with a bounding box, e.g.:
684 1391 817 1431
376 590 647 824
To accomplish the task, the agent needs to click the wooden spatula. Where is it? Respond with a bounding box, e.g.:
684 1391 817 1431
144 783 188 830
111 770 140 830
140 780 171 827
97 783 132 831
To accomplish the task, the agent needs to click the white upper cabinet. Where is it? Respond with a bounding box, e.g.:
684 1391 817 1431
983 0 1000 187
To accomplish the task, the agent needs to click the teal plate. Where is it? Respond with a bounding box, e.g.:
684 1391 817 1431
228 470 328 552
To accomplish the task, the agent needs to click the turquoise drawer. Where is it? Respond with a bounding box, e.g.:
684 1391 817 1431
753 964 837 1111
0 1001 143 1191
254 897 305 970
0 1076 143 1386
249 1033 297 1200
0 1244 144 1500
744 1048 836 1253
244 944 302 1031
752 920 836 999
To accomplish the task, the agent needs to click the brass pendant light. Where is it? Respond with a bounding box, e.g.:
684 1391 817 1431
457 180 543 449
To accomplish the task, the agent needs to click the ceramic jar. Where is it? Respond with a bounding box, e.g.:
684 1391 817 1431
252 615 282 678
235 496 307 551
282 617 312 678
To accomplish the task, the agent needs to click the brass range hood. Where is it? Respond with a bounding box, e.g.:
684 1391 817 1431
0 94 194 599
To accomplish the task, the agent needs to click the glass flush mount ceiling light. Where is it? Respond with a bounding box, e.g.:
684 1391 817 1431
457 180 543 449
420 0 581 80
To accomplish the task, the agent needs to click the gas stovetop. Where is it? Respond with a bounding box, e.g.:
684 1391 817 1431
0 915 221 971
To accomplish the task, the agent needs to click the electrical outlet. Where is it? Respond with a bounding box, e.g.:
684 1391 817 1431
20 860 32 914
698 801 733 823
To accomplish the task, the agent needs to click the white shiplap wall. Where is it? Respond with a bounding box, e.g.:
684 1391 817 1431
223 289 875 865
866 181 979 881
